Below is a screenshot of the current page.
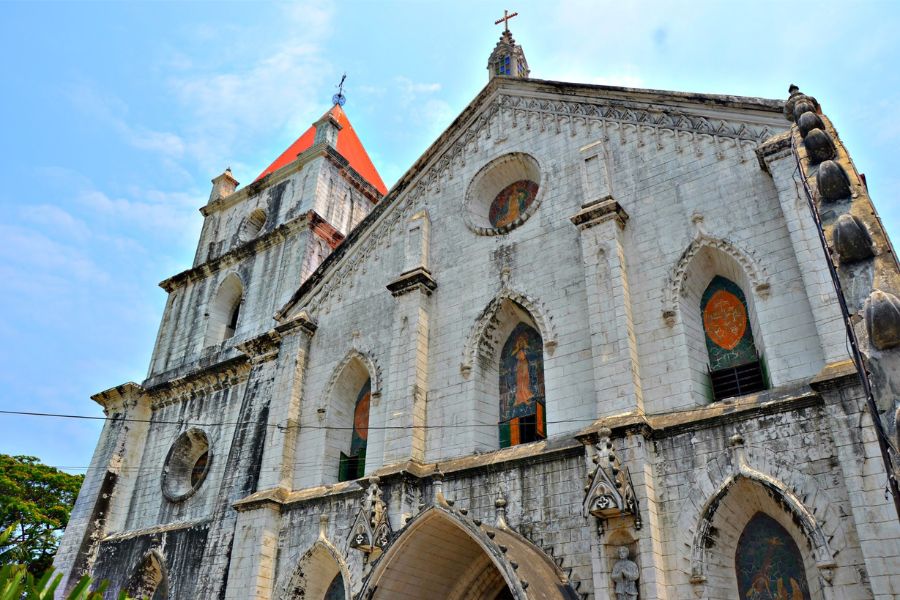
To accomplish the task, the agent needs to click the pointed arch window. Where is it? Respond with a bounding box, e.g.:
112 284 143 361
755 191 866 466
498 323 546 447
736 513 811 600
702 276 766 400
339 378 370 481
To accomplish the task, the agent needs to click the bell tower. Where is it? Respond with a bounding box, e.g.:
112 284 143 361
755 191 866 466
488 10 530 81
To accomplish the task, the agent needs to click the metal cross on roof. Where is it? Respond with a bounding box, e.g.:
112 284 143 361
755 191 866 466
332 73 347 107
494 9 518 32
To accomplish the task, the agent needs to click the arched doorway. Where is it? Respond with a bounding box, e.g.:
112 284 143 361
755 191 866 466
359 507 577 600
279 541 350 600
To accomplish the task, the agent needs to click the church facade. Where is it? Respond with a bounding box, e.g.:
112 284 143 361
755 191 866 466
54 30 900 600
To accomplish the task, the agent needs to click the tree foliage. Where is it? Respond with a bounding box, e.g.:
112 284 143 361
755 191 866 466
0 524 129 600
0 455 84 575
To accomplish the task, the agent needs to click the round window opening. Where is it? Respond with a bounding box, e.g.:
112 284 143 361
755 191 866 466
161 428 212 502
464 153 542 235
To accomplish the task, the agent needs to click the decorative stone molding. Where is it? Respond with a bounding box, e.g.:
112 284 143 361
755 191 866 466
463 152 543 236
581 428 640 534
91 382 146 416
146 356 251 409
662 233 770 324
683 434 837 585
498 92 780 144
386 267 437 297
274 310 318 338
569 197 628 230
161 210 339 293
235 330 282 364
348 476 392 557
324 348 382 400
161 427 212 503
461 289 557 377
276 538 351 600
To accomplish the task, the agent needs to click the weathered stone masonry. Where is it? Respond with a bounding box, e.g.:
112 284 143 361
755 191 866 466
55 36 900 600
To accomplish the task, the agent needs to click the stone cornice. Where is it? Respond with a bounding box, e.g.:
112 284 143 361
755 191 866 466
144 355 251 408
91 382 145 415
570 196 628 230
808 359 859 392
274 310 318 338
386 267 437 297
101 518 211 543
161 210 330 293
755 130 793 173
576 382 826 443
233 439 584 511
235 330 282 365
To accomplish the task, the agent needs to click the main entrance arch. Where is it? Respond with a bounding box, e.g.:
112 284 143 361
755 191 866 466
358 506 578 600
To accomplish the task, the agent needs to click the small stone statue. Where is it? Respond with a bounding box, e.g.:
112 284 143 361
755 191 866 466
611 546 639 600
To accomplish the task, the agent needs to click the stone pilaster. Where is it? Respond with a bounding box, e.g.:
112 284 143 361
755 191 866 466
381 211 434 465
252 312 317 491
224 501 283 600
758 137 849 364
53 383 149 594
571 198 643 415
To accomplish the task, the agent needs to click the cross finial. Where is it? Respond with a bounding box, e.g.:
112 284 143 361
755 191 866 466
332 73 347 107
494 9 518 32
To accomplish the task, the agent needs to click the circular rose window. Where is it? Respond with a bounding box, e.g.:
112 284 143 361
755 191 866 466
464 153 542 235
161 428 212 502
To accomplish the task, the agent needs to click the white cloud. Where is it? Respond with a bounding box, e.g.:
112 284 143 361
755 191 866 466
68 83 186 160
20 204 92 242
0 225 110 286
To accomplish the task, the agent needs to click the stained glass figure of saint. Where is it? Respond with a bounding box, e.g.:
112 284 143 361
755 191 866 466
735 513 811 600
489 180 539 228
339 378 370 481
498 323 545 447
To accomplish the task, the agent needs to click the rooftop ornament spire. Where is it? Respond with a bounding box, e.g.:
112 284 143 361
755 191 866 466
488 9 530 81
332 73 347 107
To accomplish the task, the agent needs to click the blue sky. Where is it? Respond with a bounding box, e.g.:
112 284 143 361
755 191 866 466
2 0 899 473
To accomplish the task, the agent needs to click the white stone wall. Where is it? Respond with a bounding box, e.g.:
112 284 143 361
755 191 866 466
62 81 899 600
284 84 828 472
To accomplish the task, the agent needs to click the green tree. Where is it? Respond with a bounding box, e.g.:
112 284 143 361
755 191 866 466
0 455 84 575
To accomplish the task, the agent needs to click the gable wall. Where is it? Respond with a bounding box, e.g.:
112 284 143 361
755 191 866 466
288 88 829 476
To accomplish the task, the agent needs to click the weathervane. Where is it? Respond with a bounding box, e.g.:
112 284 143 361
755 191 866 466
332 73 347 107
494 9 518 32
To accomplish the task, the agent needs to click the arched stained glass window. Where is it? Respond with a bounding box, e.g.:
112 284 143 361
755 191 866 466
498 323 546 447
736 513 811 600
702 276 766 400
339 378 370 481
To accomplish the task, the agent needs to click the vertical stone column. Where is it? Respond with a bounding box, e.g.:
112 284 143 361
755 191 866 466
624 430 669 599
382 211 435 465
571 199 643 415
53 383 150 594
224 501 283 600
759 141 848 364
252 313 317 491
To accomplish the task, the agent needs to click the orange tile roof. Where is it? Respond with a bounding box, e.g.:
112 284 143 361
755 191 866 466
255 105 387 195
